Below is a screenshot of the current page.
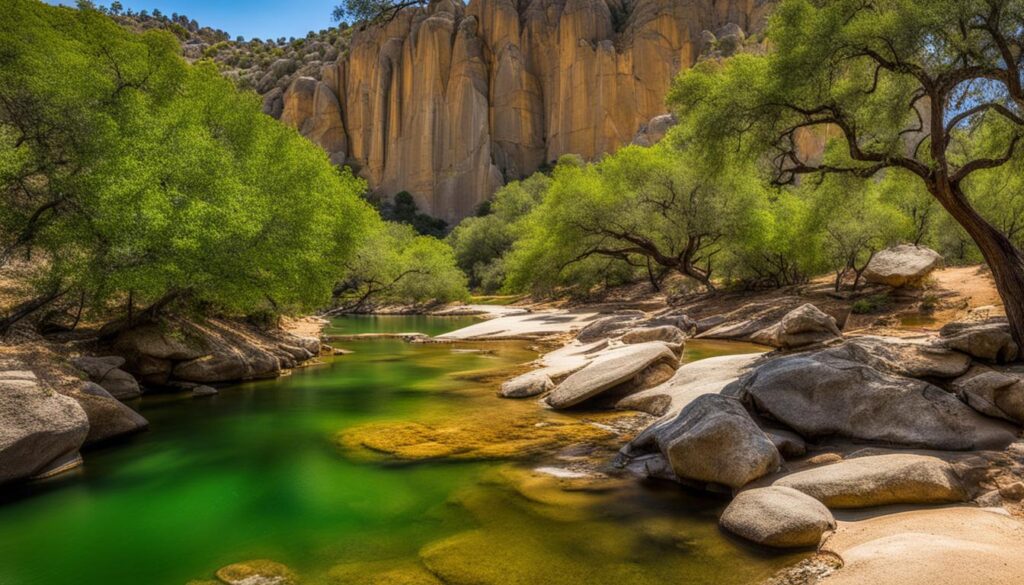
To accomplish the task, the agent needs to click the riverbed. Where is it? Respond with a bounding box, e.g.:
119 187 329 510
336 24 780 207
0 316 798 585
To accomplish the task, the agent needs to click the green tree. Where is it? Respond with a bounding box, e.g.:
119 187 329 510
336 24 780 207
331 0 426 24
330 221 468 312
504 144 763 294
0 0 374 332
670 0 1024 345
447 174 550 292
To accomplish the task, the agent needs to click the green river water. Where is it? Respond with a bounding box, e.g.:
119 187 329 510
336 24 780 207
0 315 798 585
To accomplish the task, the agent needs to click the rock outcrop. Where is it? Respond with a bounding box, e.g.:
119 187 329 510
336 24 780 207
279 0 771 222
750 303 842 350
545 341 678 408
73 382 149 445
72 355 141 400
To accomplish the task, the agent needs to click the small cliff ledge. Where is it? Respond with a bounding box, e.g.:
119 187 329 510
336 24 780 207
276 0 771 222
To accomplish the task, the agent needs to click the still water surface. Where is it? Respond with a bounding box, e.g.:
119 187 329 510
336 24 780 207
0 316 795 585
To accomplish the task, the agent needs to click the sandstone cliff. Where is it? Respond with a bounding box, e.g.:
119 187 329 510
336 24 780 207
279 0 772 223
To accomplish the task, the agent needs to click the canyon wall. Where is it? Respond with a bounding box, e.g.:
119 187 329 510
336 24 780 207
280 0 772 223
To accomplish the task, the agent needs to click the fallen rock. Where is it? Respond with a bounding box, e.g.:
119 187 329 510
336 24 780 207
863 244 942 287
619 325 686 352
72 382 149 445
724 351 1017 450
948 365 1024 424
499 372 554 398
751 304 842 350
215 560 296 585
0 377 89 485
545 342 678 409
824 336 971 379
624 394 781 489
616 353 763 416
775 454 967 508
72 355 142 400
720 486 835 549
938 320 1019 363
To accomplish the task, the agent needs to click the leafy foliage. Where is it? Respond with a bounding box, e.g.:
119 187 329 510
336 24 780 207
0 0 375 327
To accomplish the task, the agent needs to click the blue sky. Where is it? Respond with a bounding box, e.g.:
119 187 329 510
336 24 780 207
46 1 340 40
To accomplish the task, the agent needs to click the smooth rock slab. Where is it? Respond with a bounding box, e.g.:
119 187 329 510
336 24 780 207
616 353 763 417
775 454 967 508
863 244 942 287
0 379 89 485
625 394 781 489
545 342 678 409
824 336 971 379
720 486 835 548
73 382 149 445
724 351 1017 450
619 325 686 351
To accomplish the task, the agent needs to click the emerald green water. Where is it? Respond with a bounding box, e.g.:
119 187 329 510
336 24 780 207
0 316 795 585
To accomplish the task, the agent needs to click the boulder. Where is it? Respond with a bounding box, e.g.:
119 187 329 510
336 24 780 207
619 325 686 352
215 559 296 585
624 394 781 489
192 385 219 398
938 320 1019 363
823 336 971 379
0 377 89 485
574 312 646 342
545 342 678 409
765 428 807 459
72 355 141 400
720 486 835 549
73 382 149 445
724 351 1017 450
616 353 763 417
500 372 554 398
775 454 967 508
751 304 842 349
947 365 1024 424
863 244 942 287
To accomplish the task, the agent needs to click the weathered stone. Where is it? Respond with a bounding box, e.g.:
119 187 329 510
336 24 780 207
720 486 835 549
545 342 678 409
725 350 1017 451
499 371 554 398
72 382 149 445
575 312 646 342
0 379 89 485
624 394 781 489
765 428 807 459
938 320 1019 363
72 355 141 400
823 336 971 379
947 365 1024 424
751 304 842 350
192 385 219 397
616 353 763 416
619 325 686 351
775 454 967 509
863 244 943 287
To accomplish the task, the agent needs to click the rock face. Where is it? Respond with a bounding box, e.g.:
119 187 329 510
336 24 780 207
775 454 967 509
720 486 835 549
863 244 942 287
0 374 89 485
73 383 149 445
72 356 141 400
280 0 771 222
545 342 678 408
750 303 842 350
624 394 781 489
113 318 321 386
724 349 1017 450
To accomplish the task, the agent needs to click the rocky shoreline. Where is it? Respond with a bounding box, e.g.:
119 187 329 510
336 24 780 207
0 316 325 488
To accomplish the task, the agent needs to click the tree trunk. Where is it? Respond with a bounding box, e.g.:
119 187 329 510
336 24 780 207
0 287 67 335
939 186 1024 350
